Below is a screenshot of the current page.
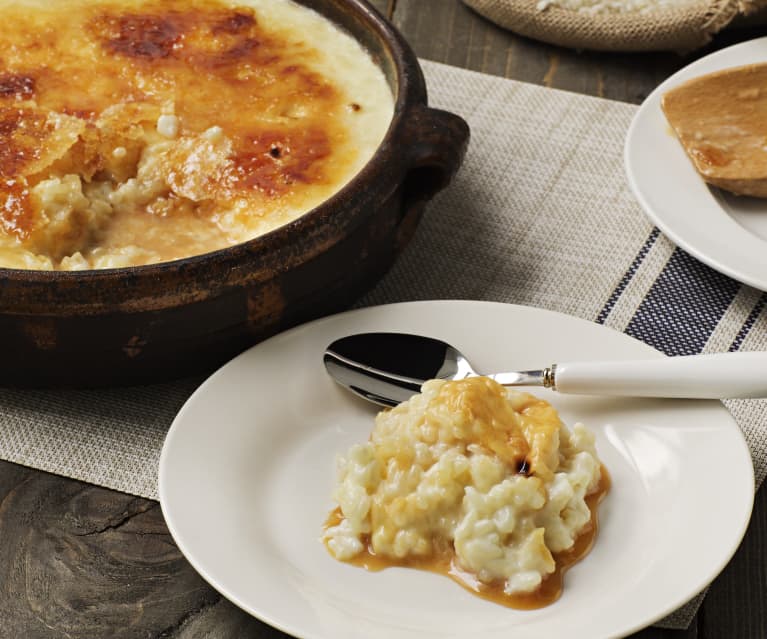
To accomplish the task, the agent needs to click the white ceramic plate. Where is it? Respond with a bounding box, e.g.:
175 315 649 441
625 37 767 290
159 301 754 639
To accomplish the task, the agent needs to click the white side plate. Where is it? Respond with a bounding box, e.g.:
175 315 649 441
159 300 754 639
625 37 767 290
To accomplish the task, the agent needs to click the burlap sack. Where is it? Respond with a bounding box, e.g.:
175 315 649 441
462 0 767 51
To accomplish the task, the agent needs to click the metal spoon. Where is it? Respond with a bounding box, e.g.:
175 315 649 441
323 332 767 407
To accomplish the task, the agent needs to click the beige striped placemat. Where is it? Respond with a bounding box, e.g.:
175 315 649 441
1 60 765 630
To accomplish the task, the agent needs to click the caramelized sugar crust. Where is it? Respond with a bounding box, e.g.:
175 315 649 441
0 0 383 267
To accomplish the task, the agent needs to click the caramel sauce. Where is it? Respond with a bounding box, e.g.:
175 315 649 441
325 466 610 610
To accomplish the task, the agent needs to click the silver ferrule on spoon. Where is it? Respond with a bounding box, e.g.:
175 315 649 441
489 367 556 389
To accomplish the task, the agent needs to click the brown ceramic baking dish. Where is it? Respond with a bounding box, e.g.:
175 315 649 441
0 0 469 387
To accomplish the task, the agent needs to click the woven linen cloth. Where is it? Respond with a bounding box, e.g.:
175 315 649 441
1 60 766 629
462 0 767 51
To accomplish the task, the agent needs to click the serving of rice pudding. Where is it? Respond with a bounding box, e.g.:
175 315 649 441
323 376 608 608
0 0 393 270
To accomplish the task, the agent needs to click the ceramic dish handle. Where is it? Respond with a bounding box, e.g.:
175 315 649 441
401 104 470 205
554 351 767 399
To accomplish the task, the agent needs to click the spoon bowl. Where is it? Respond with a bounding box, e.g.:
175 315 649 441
324 332 767 407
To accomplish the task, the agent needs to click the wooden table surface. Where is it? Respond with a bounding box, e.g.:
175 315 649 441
1 2 765 637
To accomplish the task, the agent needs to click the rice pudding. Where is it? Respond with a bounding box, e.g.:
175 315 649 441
323 376 608 608
0 0 393 270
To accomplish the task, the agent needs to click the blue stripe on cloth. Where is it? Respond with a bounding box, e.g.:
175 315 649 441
596 228 661 325
730 292 767 352
625 248 740 356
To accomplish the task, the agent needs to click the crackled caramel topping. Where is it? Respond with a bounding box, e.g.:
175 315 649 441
0 178 32 238
0 0 390 267
431 377 532 468
424 377 563 480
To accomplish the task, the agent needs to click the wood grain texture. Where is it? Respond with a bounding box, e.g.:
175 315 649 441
392 0 766 105
624 481 767 639
699 479 767 639
0 464 214 638
0 461 295 639
392 0 678 102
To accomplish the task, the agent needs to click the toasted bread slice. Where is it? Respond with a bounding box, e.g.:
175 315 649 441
661 63 767 198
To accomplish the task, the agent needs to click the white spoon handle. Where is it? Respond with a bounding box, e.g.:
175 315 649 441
553 351 767 399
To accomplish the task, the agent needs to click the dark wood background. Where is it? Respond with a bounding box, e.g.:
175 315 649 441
1 1 765 637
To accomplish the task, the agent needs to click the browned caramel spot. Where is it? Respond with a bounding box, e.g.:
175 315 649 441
349 102 362 112
227 128 332 196
211 11 256 34
216 37 261 64
0 74 35 100
0 178 32 239
61 107 96 121
99 13 182 59
325 466 610 610
0 108 24 136
0 108 47 238
90 7 279 74
691 145 730 168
